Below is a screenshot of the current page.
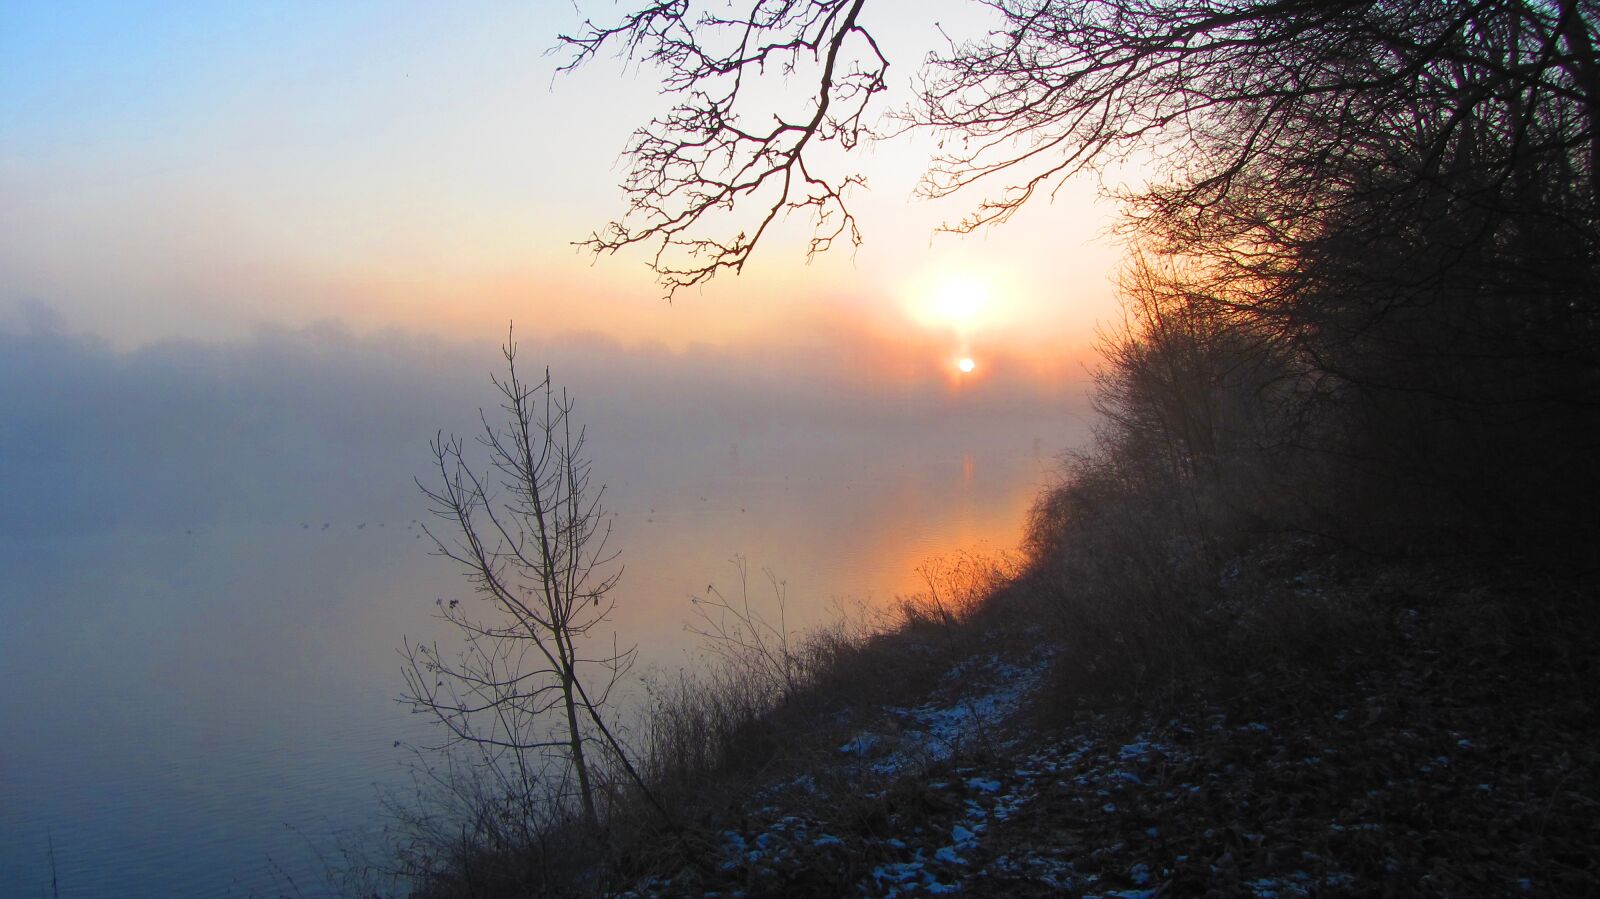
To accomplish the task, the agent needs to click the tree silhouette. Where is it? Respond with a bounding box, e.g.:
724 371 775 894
569 0 1598 292
571 0 1600 549
403 333 661 831
561 0 887 296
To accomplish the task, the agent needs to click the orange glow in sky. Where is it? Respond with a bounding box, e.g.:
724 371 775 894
0 2 1123 382
916 276 991 333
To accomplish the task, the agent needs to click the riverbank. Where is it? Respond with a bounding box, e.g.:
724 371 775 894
395 541 1599 897
604 550 1598 897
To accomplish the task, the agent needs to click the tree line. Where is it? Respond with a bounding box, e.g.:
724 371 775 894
566 0 1600 553
391 1 1600 890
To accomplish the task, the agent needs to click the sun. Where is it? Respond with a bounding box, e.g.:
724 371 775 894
957 357 976 373
914 276 991 332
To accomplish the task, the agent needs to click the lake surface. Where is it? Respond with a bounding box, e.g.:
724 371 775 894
0 326 1088 897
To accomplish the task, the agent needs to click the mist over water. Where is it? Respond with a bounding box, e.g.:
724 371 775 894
0 321 1089 897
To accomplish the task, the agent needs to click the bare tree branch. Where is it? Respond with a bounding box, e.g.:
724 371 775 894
561 0 889 296
402 327 665 832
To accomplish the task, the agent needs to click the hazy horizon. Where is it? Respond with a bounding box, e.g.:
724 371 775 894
0 306 1095 896
0 2 1120 894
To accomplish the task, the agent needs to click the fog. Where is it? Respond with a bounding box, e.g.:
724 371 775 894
0 312 1089 539
0 311 1091 897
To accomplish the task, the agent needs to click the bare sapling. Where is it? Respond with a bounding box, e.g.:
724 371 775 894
402 331 662 832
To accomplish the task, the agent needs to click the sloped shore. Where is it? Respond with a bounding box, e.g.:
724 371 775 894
607 559 1598 898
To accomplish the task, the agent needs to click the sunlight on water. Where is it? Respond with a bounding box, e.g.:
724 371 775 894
0 403 1081 897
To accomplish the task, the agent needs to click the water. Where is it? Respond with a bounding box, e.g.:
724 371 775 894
0 326 1088 896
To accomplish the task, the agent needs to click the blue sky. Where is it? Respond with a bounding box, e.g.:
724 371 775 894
1 1 1119 359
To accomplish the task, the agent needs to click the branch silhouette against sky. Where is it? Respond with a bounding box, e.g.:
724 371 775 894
565 0 1600 301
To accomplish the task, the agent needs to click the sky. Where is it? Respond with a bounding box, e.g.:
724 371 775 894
0 7 1125 893
0 0 1122 363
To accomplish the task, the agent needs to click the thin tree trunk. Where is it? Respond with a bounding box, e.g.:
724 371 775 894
563 674 598 830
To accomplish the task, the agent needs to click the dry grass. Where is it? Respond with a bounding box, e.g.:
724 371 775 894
386 552 990 898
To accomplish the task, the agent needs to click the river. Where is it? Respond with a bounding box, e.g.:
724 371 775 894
0 325 1088 896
